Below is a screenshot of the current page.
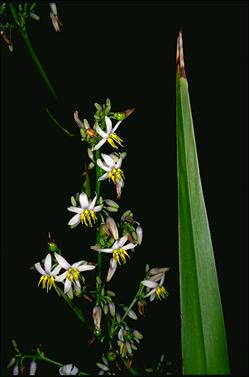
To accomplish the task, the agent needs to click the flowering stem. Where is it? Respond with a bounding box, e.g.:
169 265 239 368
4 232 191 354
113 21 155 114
95 148 102 278
121 284 144 322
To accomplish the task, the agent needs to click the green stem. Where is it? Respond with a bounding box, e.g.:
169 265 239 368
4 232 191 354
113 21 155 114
95 148 102 278
45 107 74 137
9 3 58 100
56 286 91 330
18 353 91 375
121 284 144 322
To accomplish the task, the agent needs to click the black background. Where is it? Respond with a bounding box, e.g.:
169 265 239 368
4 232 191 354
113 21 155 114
1 1 248 376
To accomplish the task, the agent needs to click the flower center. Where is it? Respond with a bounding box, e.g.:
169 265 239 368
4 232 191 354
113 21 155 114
108 168 124 183
80 209 97 227
38 275 55 291
66 267 80 283
113 248 130 265
155 286 168 300
107 133 123 149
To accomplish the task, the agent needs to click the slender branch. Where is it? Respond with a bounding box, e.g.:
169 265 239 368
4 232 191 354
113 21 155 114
95 148 102 278
121 284 144 322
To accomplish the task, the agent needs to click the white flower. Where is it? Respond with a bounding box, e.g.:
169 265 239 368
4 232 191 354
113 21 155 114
141 269 169 301
67 192 103 227
59 364 79 375
92 116 123 150
34 254 61 292
91 235 136 266
97 153 125 198
55 253 95 299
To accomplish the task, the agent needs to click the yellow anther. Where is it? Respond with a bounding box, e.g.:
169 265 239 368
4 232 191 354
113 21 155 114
107 133 124 149
155 286 168 300
113 248 130 265
66 267 80 284
108 168 124 184
80 209 97 227
38 275 56 291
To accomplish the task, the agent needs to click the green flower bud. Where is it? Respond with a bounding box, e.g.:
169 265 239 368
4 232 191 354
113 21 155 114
106 351 116 362
70 196 77 207
48 242 58 252
113 112 126 121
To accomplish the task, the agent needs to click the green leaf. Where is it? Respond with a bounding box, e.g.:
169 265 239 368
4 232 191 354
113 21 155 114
176 32 230 375
45 107 74 137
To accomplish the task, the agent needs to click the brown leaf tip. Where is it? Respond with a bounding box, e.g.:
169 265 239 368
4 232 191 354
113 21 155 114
176 31 186 79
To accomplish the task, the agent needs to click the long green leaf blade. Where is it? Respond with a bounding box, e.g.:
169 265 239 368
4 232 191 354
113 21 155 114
176 31 230 375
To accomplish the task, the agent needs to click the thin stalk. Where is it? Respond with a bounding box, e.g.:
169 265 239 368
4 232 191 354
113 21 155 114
95 148 102 278
121 284 144 322
45 107 74 137
9 3 58 100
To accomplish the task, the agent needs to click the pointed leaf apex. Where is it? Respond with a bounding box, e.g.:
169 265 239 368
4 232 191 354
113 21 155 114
176 30 187 79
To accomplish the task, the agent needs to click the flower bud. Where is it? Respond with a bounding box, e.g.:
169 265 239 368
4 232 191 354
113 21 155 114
108 302 116 317
93 305 102 331
103 304 109 315
49 3 57 16
74 111 84 129
59 364 79 376
88 162 95 170
106 290 115 297
105 199 119 209
29 361 37 376
106 258 117 283
136 226 143 245
113 112 126 121
12 365 19 375
133 329 143 340
149 267 170 275
124 307 137 320
124 107 135 118
121 210 133 222
48 242 58 252
106 351 116 362
96 363 109 372
87 148 94 161
7 357 16 368
106 217 119 240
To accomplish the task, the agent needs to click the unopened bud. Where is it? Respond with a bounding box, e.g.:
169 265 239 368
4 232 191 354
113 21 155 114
106 290 115 297
49 2 57 16
12 365 19 376
114 112 126 121
83 118 90 129
48 242 58 252
124 307 137 320
124 107 135 118
106 217 119 240
87 148 94 161
108 302 116 317
86 128 97 137
121 210 133 222
74 111 84 128
136 226 143 245
93 305 102 331
133 329 143 340
29 361 37 376
105 199 119 209
103 304 109 315
137 300 145 316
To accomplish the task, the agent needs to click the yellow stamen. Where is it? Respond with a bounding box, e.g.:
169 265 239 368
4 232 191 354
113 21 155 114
155 286 168 300
113 248 131 265
38 275 56 291
108 168 124 184
107 133 123 149
66 267 80 284
80 209 97 227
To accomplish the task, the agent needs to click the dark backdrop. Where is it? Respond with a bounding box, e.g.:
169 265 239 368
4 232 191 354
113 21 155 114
1 1 248 376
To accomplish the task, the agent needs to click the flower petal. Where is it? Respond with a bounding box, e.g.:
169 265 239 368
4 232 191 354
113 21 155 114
105 116 112 134
93 204 103 212
55 271 67 282
79 192 89 209
34 262 45 275
101 154 115 168
89 194 97 210
96 125 107 139
78 264 96 272
68 214 80 226
116 157 123 169
64 278 72 294
67 206 82 214
112 120 122 133
51 264 62 276
92 138 106 151
44 254 52 273
97 159 109 171
141 280 158 288
117 235 128 248
54 253 70 269
123 242 136 251
98 172 109 181
91 245 113 253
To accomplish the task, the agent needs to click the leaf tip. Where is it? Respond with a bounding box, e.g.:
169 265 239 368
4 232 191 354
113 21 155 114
176 30 187 79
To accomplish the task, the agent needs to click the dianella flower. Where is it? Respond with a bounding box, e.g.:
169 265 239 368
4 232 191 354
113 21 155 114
59 364 79 375
91 235 137 282
97 153 125 198
92 116 123 150
141 267 170 301
93 305 102 333
55 253 95 299
117 327 143 358
67 192 103 227
34 253 61 292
